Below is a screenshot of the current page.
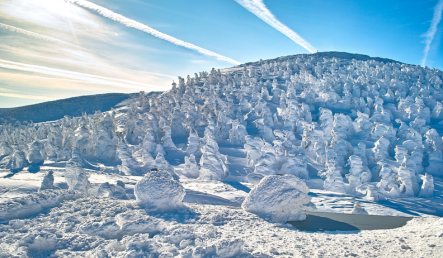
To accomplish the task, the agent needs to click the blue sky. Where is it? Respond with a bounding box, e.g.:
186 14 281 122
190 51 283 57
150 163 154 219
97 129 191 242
0 0 442 108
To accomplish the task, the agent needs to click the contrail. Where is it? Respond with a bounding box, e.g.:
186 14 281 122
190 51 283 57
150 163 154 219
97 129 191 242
0 23 83 49
0 59 162 90
235 0 316 53
66 0 241 65
0 92 55 101
422 0 443 66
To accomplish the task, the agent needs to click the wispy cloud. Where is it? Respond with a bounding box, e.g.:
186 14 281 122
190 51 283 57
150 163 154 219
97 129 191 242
0 92 55 101
235 0 316 53
421 0 443 66
0 59 162 91
66 0 240 65
0 22 83 49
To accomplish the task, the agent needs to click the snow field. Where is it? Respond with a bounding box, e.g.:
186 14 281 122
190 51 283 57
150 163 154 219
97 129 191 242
0 198 442 257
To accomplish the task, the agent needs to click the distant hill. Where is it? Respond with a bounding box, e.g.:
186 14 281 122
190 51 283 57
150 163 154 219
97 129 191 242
0 92 160 124
238 51 404 67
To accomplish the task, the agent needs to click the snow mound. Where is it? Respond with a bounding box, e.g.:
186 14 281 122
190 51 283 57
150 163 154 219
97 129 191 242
96 181 128 199
242 174 312 222
39 170 59 191
134 169 186 210
351 201 369 214
0 190 75 221
115 210 161 236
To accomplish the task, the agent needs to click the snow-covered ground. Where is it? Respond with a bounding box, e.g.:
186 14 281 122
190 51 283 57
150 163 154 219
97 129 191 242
1 52 443 256
1 194 442 257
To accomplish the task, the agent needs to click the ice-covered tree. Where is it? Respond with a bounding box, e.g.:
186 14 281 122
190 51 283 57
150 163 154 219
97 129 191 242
346 155 371 188
332 113 354 140
228 120 248 145
161 125 177 150
425 150 443 176
65 161 91 193
183 154 199 178
199 131 228 181
279 154 309 179
186 129 200 155
397 158 419 197
117 140 142 176
418 173 434 198
27 141 44 172
8 150 28 173
320 161 346 193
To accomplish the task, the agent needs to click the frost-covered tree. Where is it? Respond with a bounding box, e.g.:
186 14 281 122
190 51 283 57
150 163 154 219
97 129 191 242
425 150 443 176
27 141 44 172
244 136 265 167
372 137 390 163
183 154 199 178
418 173 434 198
152 152 172 172
320 161 346 193
186 129 200 155
117 140 142 176
228 120 248 145
142 129 157 159
199 130 228 181
161 125 177 150
65 161 91 193
346 155 371 188
397 158 419 197
280 154 309 179
8 150 28 173
332 113 354 140
319 108 334 141
0 141 13 157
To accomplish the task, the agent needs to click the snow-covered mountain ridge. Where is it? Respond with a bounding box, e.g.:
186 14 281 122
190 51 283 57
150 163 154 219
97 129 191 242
236 51 403 68
0 93 143 125
1 51 443 257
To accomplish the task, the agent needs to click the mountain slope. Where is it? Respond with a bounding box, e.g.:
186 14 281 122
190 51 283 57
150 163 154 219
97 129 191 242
0 93 143 124
0 51 442 257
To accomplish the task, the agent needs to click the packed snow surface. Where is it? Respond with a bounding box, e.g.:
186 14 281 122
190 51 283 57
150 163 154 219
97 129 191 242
1 51 443 256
